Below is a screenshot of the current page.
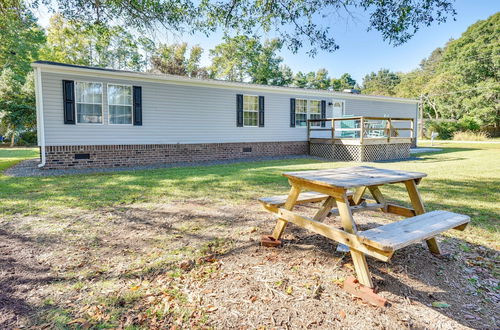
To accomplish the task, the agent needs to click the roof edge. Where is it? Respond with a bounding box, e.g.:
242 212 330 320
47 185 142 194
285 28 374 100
31 61 419 104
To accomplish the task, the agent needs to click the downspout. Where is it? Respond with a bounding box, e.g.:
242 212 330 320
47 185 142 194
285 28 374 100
34 67 46 168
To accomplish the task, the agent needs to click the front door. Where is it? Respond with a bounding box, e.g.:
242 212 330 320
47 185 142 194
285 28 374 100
331 99 345 118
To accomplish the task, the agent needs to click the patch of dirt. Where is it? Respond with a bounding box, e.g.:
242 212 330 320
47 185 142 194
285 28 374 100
0 201 498 329
0 229 55 327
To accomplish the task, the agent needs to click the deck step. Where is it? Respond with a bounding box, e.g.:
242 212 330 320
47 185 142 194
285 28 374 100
259 191 353 207
359 210 470 252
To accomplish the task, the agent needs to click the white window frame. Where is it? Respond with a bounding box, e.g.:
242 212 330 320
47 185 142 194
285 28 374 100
295 99 323 128
107 83 133 126
295 98 308 128
309 99 322 127
75 81 104 125
243 94 259 128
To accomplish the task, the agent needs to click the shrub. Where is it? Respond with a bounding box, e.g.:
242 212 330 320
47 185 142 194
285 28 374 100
458 117 481 132
17 130 38 146
453 131 489 141
426 117 482 140
426 120 459 140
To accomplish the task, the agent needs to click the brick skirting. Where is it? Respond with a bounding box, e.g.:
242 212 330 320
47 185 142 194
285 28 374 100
43 141 308 169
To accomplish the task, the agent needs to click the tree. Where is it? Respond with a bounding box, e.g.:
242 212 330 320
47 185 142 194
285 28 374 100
41 14 148 71
209 36 283 84
0 69 36 146
11 0 456 55
150 43 208 78
293 72 308 88
423 13 500 127
272 65 294 86
0 2 44 145
394 13 500 127
0 1 45 80
362 69 401 96
330 73 357 91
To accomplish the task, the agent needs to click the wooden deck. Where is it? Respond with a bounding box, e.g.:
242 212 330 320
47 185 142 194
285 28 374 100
307 117 415 161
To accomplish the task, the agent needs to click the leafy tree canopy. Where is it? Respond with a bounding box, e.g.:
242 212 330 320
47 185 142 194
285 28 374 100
14 0 457 55
209 36 284 84
393 13 499 127
362 69 401 96
151 43 208 78
0 69 36 146
0 1 45 80
40 14 151 71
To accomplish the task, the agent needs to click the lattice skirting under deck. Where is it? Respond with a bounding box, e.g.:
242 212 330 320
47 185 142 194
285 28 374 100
310 143 411 162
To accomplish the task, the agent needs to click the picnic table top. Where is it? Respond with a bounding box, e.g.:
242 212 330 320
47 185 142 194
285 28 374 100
282 166 427 189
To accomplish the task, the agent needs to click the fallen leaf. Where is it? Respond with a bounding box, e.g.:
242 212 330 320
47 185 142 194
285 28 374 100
286 286 293 295
339 310 346 319
332 278 345 286
344 263 355 271
67 318 87 325
206 305 218 312
432 301 451 308
130 285 141 291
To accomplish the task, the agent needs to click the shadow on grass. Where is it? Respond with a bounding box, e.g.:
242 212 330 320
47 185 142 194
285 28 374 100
1 195 497 328
266 228 497 329
2 156 497 233
0 229 62 329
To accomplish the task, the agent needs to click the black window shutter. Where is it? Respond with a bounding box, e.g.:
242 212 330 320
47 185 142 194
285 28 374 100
236 94 243 127
290 98 296 127
133 86 142 126
258 96 265 127
62 80 75 124
321 100 327 127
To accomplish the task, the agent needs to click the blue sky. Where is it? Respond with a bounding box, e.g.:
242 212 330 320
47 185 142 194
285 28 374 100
36 1 499 83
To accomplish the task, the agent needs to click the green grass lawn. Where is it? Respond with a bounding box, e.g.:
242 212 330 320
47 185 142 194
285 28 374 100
1 144 499 328
1 143 498 247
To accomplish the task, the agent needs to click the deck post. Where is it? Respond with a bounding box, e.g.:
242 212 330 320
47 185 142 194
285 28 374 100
307 120 311 141
388 118 392 143
360 117 365 144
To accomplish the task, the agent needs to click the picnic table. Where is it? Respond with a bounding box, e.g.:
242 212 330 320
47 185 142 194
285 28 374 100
259 166 469 305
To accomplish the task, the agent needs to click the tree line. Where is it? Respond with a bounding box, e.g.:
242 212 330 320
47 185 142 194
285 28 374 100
362 12 499 137
0 1 497 145
0 11 359 145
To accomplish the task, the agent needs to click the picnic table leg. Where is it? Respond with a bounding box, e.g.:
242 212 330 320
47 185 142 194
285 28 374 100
336 194 374 288
313 196 337 221
271 184 301 240
404 179 442 255
352 186 366 205
367 186 388 212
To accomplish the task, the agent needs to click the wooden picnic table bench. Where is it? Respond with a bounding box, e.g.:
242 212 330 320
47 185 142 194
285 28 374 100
258 166 470 304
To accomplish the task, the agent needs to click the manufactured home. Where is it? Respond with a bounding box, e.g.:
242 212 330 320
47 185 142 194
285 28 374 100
32 61 419 169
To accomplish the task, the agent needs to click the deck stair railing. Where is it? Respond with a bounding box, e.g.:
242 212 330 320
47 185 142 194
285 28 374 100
307 116 415 143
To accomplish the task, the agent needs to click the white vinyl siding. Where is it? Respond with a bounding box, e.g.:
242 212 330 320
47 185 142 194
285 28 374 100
75 82 103 124
108 84 133 125
39 71 418 146
243 95 259 127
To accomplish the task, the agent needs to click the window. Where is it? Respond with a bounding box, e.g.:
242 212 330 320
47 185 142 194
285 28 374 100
75 82 103 124
295 99 308 127
108 84 133 125
295 99 322 127
243 95 259 127
309 100 321 127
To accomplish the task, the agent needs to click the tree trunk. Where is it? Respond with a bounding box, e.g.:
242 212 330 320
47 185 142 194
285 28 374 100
10 132 15 147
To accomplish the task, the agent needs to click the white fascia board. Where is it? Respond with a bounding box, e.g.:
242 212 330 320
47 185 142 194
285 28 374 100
31 62 419 104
